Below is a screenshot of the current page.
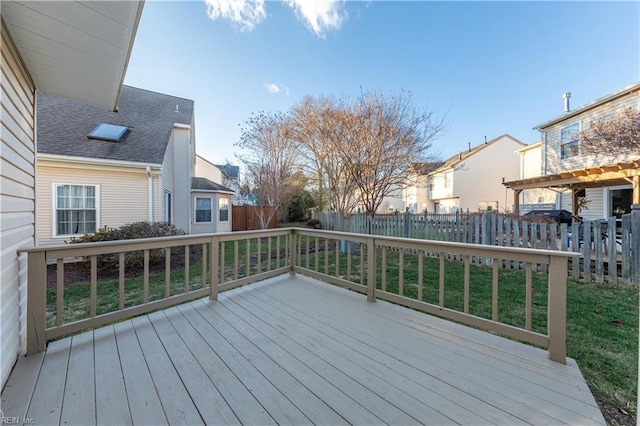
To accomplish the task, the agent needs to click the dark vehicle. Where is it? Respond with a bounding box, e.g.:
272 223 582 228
522 209 576 224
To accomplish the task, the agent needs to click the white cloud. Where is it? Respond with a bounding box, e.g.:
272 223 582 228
264 83 280 94
284 0 347 38
204 0 266 31
263 83 291 95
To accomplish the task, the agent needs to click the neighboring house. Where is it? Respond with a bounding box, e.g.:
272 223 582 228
515 142 557 213
403 162 442 213
195 155 246 205
426 135 525 213
36 86 197 245
192 177 234 234
504 83 640 219
0 1 143 388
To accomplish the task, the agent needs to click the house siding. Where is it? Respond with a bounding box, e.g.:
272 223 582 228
0 20 36 388
428 136 523 213
36 161 160 245
539 85 640 219
161 131 175 222
559 188 605 220
519 144 557 207
195 155 223 184
172 126 193 233
543 91 640 174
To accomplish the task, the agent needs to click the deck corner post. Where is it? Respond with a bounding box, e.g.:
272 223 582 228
366 237 376 302
548 255 567 364
289 229 297 275
210 236 219 300
27 250 47 355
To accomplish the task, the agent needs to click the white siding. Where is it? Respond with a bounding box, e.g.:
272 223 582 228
161 131 175 223
36 161 158 245
519 143 557 207
451 136 523 212
195 154 222 184
559 187 605 220
542 91 640 174
0 21 36 388
172 126 193 233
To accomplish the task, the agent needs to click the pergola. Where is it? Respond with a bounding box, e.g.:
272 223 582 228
503 160 640 216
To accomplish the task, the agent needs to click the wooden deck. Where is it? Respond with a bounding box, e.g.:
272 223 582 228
2 274 605 425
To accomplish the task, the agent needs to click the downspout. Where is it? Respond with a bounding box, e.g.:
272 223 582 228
147 166 153 222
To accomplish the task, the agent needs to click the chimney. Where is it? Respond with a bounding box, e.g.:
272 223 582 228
562 92 571 113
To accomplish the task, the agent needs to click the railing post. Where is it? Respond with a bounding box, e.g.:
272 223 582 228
289 229 297 275
548 254 567 363
210 237 219 300
27 250 47 355
367 237 376 302
631 204 640 284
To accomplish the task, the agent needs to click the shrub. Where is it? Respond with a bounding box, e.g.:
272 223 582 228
306 218 322 229
69 221 199 271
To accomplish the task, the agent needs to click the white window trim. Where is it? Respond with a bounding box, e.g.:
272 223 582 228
559 122 581 160
194 196 213 223
52 183 100 238
219 197 230 223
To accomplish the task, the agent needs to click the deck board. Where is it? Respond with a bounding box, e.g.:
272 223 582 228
2 274 606 425
60 332 95 425
93 326 133 426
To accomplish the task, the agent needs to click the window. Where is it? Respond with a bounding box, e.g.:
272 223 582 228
537 196 545 203
87 123 128 142
195 197 212 223
219 198 229 222
610 189 632 218
560 123 580 159
55 184 97 235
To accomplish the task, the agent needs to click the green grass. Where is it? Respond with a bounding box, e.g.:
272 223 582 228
49 238 638 415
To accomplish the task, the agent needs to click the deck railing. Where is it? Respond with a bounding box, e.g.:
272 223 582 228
23 228 578 363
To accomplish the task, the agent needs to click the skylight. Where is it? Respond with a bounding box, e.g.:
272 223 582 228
87 123 128 142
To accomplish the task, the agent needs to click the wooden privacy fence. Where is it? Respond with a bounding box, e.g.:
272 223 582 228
232 205 278 231
314 205 640 284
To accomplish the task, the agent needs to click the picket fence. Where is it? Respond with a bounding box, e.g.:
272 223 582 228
314 206 640 284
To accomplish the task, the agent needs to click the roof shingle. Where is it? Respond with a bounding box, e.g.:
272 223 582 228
37 85 194 164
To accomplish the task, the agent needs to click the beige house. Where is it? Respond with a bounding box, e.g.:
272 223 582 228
515 142 557 213
426 135 525 213
35 86 198 245
0 1 144 388
505 83 640 219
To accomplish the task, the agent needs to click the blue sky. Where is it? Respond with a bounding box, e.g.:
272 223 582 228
123 1 639 165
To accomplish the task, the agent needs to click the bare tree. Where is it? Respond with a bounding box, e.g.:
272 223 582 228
577 106 640 156
235 111 300 228
335 90 444 215
288 96 360 214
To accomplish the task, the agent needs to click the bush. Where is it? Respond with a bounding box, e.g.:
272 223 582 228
69 221 198 271
306 219 322 229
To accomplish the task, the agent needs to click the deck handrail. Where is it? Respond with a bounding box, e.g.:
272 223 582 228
22 227 579 363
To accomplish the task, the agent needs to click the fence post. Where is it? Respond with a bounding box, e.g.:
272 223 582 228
548 254 567 364
367 237 376 302
289 229 297 276
631 204 640 284
403 211 410 238
210 236 219 300
27 250 47 355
